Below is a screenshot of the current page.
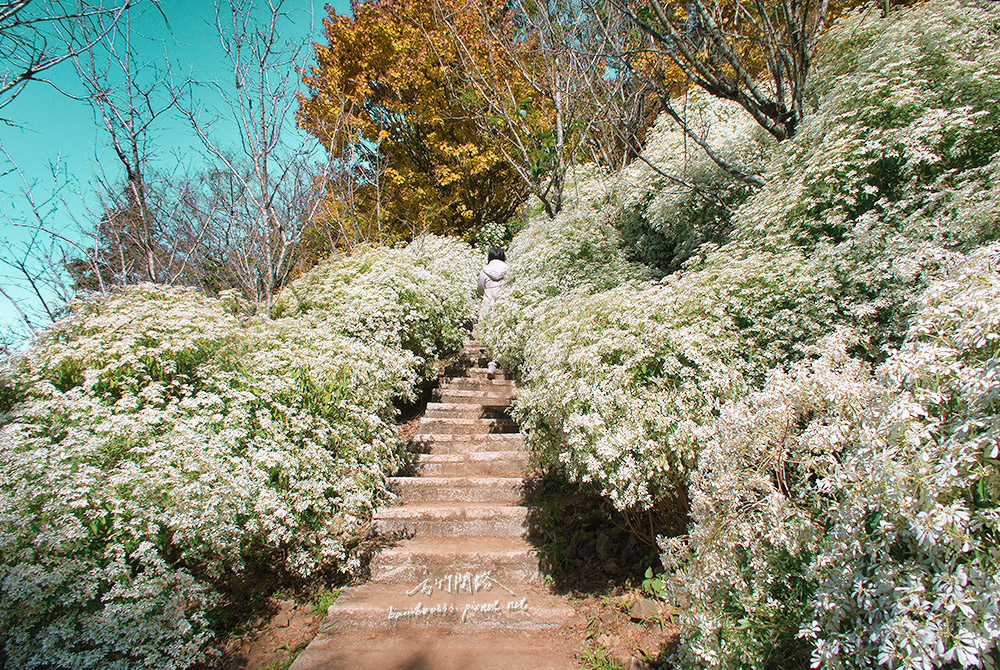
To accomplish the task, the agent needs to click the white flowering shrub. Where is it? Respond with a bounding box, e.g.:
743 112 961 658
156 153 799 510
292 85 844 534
664 2 1000 660
749 0 1000 248
0 236 479 667
273 236 480 379
477 202 643 373
670 244 1000 669
509 278 745 510
616 94 774 273
483 190 850 511
476 220 509 251
480 2 1000 667
804 243 1000 670
732 0 1000 352
665 332 886 669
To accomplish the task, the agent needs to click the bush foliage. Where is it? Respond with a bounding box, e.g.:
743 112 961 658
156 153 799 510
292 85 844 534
481 2 1000 667
0 237 479 668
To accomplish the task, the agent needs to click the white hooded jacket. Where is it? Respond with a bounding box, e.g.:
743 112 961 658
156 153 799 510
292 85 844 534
476 258 509 314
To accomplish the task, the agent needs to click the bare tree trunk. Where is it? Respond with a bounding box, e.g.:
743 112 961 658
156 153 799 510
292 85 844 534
72 4 182 288
607 0 832 143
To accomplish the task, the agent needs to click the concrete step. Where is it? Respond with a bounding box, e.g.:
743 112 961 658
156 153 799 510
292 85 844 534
464 368 511 380
417 417 518 435
369 536 542 584
458 339 485 352
321 582 576 632
374 503 529 538
434 389 516 404
290 624 584 670
440 375 515 386
389 476 525 505
441 364 508 380
425 402 512 419
438 378 516 392
456 348 487 363
414 452 529 477
410 434 526 454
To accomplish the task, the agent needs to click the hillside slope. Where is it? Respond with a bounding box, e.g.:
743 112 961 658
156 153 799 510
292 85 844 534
0 237 480 668
480 2 1000 667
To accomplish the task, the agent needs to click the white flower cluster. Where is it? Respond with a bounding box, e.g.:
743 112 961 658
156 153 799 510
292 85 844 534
482 193 845 511
665 330 878 669
481 1 1000 667
675 245 1000 669
273 235 480 380
476 221 509 251
805 243 1000 669
0 235 479 668
603 92 773 273
733 0 1000 346
622 93 772 222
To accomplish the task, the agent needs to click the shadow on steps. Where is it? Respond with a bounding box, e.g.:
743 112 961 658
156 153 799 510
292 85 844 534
394 656 432 670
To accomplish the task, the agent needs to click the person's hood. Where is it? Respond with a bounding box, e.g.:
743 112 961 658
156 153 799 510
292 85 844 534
483 259 509 281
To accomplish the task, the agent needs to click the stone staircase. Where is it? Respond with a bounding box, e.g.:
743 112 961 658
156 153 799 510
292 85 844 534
291 340 583 670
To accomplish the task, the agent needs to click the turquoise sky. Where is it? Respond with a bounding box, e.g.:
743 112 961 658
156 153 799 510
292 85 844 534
0 0 351 345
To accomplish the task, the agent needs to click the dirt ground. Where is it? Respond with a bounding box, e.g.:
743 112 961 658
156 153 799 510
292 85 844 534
219 598 322 670
574 590 681 670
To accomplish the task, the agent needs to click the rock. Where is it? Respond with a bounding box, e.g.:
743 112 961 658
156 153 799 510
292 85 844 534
272 599 295 629
629 654 654 670
596 533 611 560
603 560 621 575
628 596 660 623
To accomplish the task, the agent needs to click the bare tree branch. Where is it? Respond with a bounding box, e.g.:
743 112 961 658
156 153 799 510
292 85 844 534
176 0 333 312
0 0 142 111
594 0 833 145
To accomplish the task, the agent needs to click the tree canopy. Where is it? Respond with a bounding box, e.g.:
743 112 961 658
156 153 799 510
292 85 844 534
298 0 528 242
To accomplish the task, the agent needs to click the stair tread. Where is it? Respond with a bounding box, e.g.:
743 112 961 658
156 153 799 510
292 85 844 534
378 535 536 555
410 436 526 455
293 337 580 669
330 582 570 609
413 433 524 440
323 582 578 630
389 476 525 483
420 417 515 424
426 402 512 410
290 628 582 670
418 451 528 461
376 502 529 515
436 388 514 394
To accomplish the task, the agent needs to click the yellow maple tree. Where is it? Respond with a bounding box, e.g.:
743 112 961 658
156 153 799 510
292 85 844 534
298 0 527 245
